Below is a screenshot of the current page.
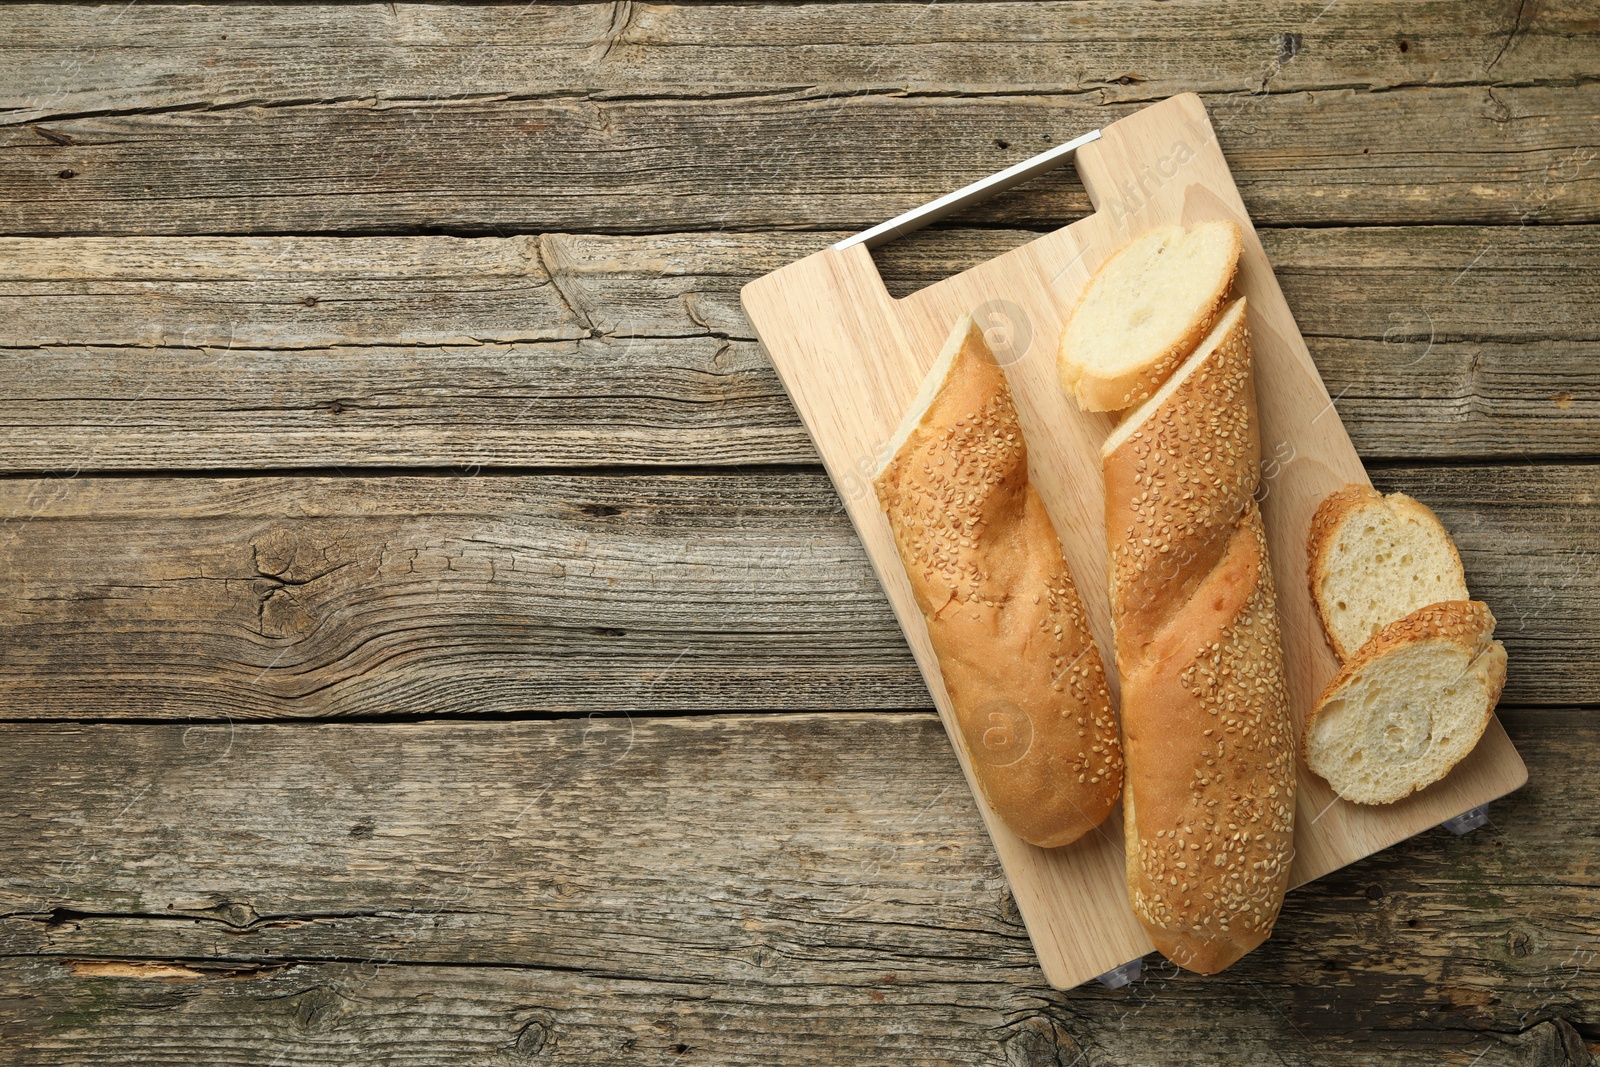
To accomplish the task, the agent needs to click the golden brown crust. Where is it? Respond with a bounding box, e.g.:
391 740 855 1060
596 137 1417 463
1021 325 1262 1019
1102 297 1296 974
874 317 1122 849
1306 600 1503 730
1060 222 1243 412
1120 507 1295 972
1103 300 1259 662
1306 485 1468 660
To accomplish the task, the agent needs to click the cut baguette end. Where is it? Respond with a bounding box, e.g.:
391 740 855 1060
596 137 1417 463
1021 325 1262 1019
1308 484 1469 660
1059 220 1243 412
1101 297 1249 460
872 315 981 482
1305 600 1506 805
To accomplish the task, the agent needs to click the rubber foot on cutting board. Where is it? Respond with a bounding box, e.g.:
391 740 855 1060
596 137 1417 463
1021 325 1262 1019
1095 958 1144 990
1440 804 1490 835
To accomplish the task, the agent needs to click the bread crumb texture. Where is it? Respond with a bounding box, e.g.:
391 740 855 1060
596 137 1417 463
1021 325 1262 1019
1308 484 1469 660
1306 600 1506 805
1059 220 1242 412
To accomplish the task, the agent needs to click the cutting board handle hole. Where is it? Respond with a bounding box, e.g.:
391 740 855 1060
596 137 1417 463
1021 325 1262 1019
868 222 1074 301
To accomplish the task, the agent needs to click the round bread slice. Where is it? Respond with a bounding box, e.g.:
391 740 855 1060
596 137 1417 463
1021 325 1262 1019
1308 484 1469 660
1305 600 1506 805
1058 220 1242 412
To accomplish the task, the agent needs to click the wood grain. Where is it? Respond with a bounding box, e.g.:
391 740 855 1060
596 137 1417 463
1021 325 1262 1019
0 710 1593 1065
4 0 1594 122
2 0 1596 1052
2 84 1597 235
2 957 1587 1067
0 471 931 718
0 337 805 471
0 465 1592 721
6 227 1593 347
0 227 1593 470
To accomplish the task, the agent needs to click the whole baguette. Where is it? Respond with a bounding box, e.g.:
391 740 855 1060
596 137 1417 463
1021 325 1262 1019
1101 298 1296 974
874 316 1122 848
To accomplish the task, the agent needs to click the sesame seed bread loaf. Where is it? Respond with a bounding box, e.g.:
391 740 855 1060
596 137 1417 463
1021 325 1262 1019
1307 484 1470 660
873 316 1123 848
1305 601 1506 805
1059 220 1243 412
1101 298 1297 974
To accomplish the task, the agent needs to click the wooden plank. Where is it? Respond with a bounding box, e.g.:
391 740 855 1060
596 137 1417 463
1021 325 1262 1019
0 471 931 718
0 226 1593 470
8 226 1589 347
2 84 1597 235
2 957 1587 1067
0 234 585 347
4 1 1594 123
0 710 1593 1065
0 465 1592 721
1267 225 1600 344
0 337 810 471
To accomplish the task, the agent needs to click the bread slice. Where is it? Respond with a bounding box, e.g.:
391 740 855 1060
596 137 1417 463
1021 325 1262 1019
1308 484 1469 660
1305 601 1506 804
1058 220 1243 412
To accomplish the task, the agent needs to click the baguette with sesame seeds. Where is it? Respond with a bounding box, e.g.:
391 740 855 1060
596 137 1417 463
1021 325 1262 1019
874 315 1123 849
1101 297 1297 974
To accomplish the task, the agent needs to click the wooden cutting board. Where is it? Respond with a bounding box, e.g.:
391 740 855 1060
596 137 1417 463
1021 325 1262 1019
740 93 1527 990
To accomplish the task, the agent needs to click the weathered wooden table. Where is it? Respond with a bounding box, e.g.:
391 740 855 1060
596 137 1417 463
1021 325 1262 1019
1 4 1596 1064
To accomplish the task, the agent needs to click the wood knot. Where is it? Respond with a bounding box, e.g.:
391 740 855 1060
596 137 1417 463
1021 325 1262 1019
1484 89 1513 124
1500 1018 1590 1066
248 528 351 639
512 1013 556 1060
997 886 1023 927
259 586 317 640
192 901 260 929
999 1013 1084 1067
292 986 349 1033
252 528 300 578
